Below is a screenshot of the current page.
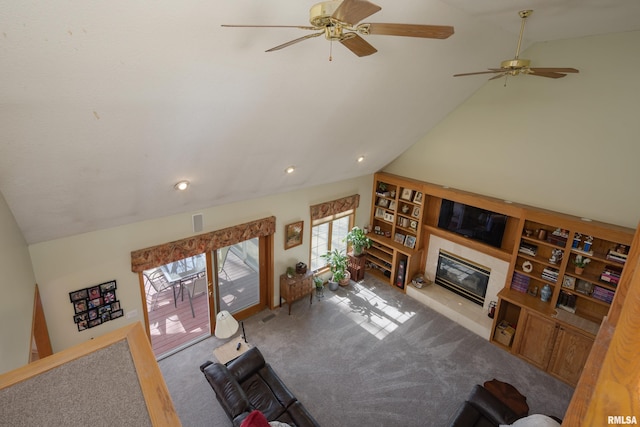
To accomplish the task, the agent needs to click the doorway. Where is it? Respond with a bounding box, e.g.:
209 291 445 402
141 235 271 358
143 254 210 358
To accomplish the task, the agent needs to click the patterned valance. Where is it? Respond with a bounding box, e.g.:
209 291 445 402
310 194 360 221
131 216 276 273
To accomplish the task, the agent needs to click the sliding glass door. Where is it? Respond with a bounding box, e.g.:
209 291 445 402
143 254 210 358
216 238 260 315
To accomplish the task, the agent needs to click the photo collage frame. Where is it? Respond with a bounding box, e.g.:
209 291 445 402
69 280 123 331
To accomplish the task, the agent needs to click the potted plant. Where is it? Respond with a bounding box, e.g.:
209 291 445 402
321 249 351 287
313 275 324 298
286 266 295 278
345 226 372 256
573 255 591 274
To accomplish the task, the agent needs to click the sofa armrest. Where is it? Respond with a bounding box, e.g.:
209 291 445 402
467 384 520 425
286 401 321 427
201 361 252 419
227 347 267 383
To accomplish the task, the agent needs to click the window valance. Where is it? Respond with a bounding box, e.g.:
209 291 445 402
309 194 360 221
131 216 276 273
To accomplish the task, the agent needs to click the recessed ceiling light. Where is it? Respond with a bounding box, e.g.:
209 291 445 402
174 180 190 191
285 166 295 174
357 156 365 163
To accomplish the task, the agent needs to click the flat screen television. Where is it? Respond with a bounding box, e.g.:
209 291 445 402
437 199 507 248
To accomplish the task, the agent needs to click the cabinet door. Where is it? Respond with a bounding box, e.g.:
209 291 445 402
548 326 594 386
515 310 557 370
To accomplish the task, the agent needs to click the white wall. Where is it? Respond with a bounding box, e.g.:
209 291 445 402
0 192 36 374
27 175 373 353
384 31 640 230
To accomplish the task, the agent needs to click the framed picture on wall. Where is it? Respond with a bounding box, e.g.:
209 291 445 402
284 220 304 250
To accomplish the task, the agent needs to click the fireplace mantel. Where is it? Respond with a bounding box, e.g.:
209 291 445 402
407 235 509 339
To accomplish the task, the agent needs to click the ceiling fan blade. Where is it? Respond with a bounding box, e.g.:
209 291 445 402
489 73 507 81
332 0 381 25
528 71 567 79
265 31 324 52
530 67 579 74
222 24 318 30
453 70 504 77
340 34 377 57
367 23 454 39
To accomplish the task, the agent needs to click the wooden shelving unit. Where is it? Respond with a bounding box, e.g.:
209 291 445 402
367 173 426 291
368 172 635 387
494 212 634 386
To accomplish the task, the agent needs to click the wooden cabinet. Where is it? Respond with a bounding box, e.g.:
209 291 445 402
514 309 558 370
496 303 595 386
495 212 633 386
367 173 426 291
548 326 594 386
279 271 313 315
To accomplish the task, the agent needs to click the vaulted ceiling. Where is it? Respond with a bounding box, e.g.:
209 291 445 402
2 0 639 244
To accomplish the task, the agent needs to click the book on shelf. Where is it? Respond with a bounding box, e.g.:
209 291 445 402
542 267 559 283
606 250 627 264
592 286 614 303
511 272 530 293
518 242 538 256
557 290 577 313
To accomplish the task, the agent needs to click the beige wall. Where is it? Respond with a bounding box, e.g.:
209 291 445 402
26 175 373 353
0 193 36 374
384 31 640 229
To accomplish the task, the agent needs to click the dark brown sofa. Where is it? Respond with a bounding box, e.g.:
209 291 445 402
200 347 320 427
447 384 522 427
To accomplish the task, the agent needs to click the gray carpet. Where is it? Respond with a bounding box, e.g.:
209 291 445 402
159 277 574 427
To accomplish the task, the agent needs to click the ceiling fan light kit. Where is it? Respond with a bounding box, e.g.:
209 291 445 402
223 0 453 58
454 10 579 81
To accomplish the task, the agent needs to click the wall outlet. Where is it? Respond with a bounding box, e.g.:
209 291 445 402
125 309 138 319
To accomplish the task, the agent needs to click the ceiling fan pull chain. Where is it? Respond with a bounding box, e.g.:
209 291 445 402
329 39 333 61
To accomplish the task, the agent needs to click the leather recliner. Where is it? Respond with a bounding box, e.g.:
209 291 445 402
447 384 522 427
200 347 320 427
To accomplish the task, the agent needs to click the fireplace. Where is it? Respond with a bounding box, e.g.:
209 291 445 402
435 250 490 306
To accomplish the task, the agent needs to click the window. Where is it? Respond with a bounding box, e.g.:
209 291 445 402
310 211 353 271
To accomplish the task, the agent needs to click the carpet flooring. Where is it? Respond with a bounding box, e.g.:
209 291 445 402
159 276 574 426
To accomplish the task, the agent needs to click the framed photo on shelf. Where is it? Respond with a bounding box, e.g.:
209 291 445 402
404 235 416 249
400 188 413 201
562 275 576 290
409 220 418 230
576 279 594 296
394 233 406 244
375 207 385 218
284 220 304 249
413 192 423 204
377 198 389 208
383 212 394 222
389 201 397 211
411 206 421 218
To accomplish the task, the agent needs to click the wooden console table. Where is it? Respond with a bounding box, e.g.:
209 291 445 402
348 252 366 282
279 271 313 315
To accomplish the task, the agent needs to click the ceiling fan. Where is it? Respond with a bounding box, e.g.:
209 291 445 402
454 10 579 80
222 0 454 58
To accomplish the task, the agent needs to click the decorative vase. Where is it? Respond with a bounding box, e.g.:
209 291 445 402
541 284 552 302
353 246 364 257
338 271 351 287
575 266 584 275
328 281 339 291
